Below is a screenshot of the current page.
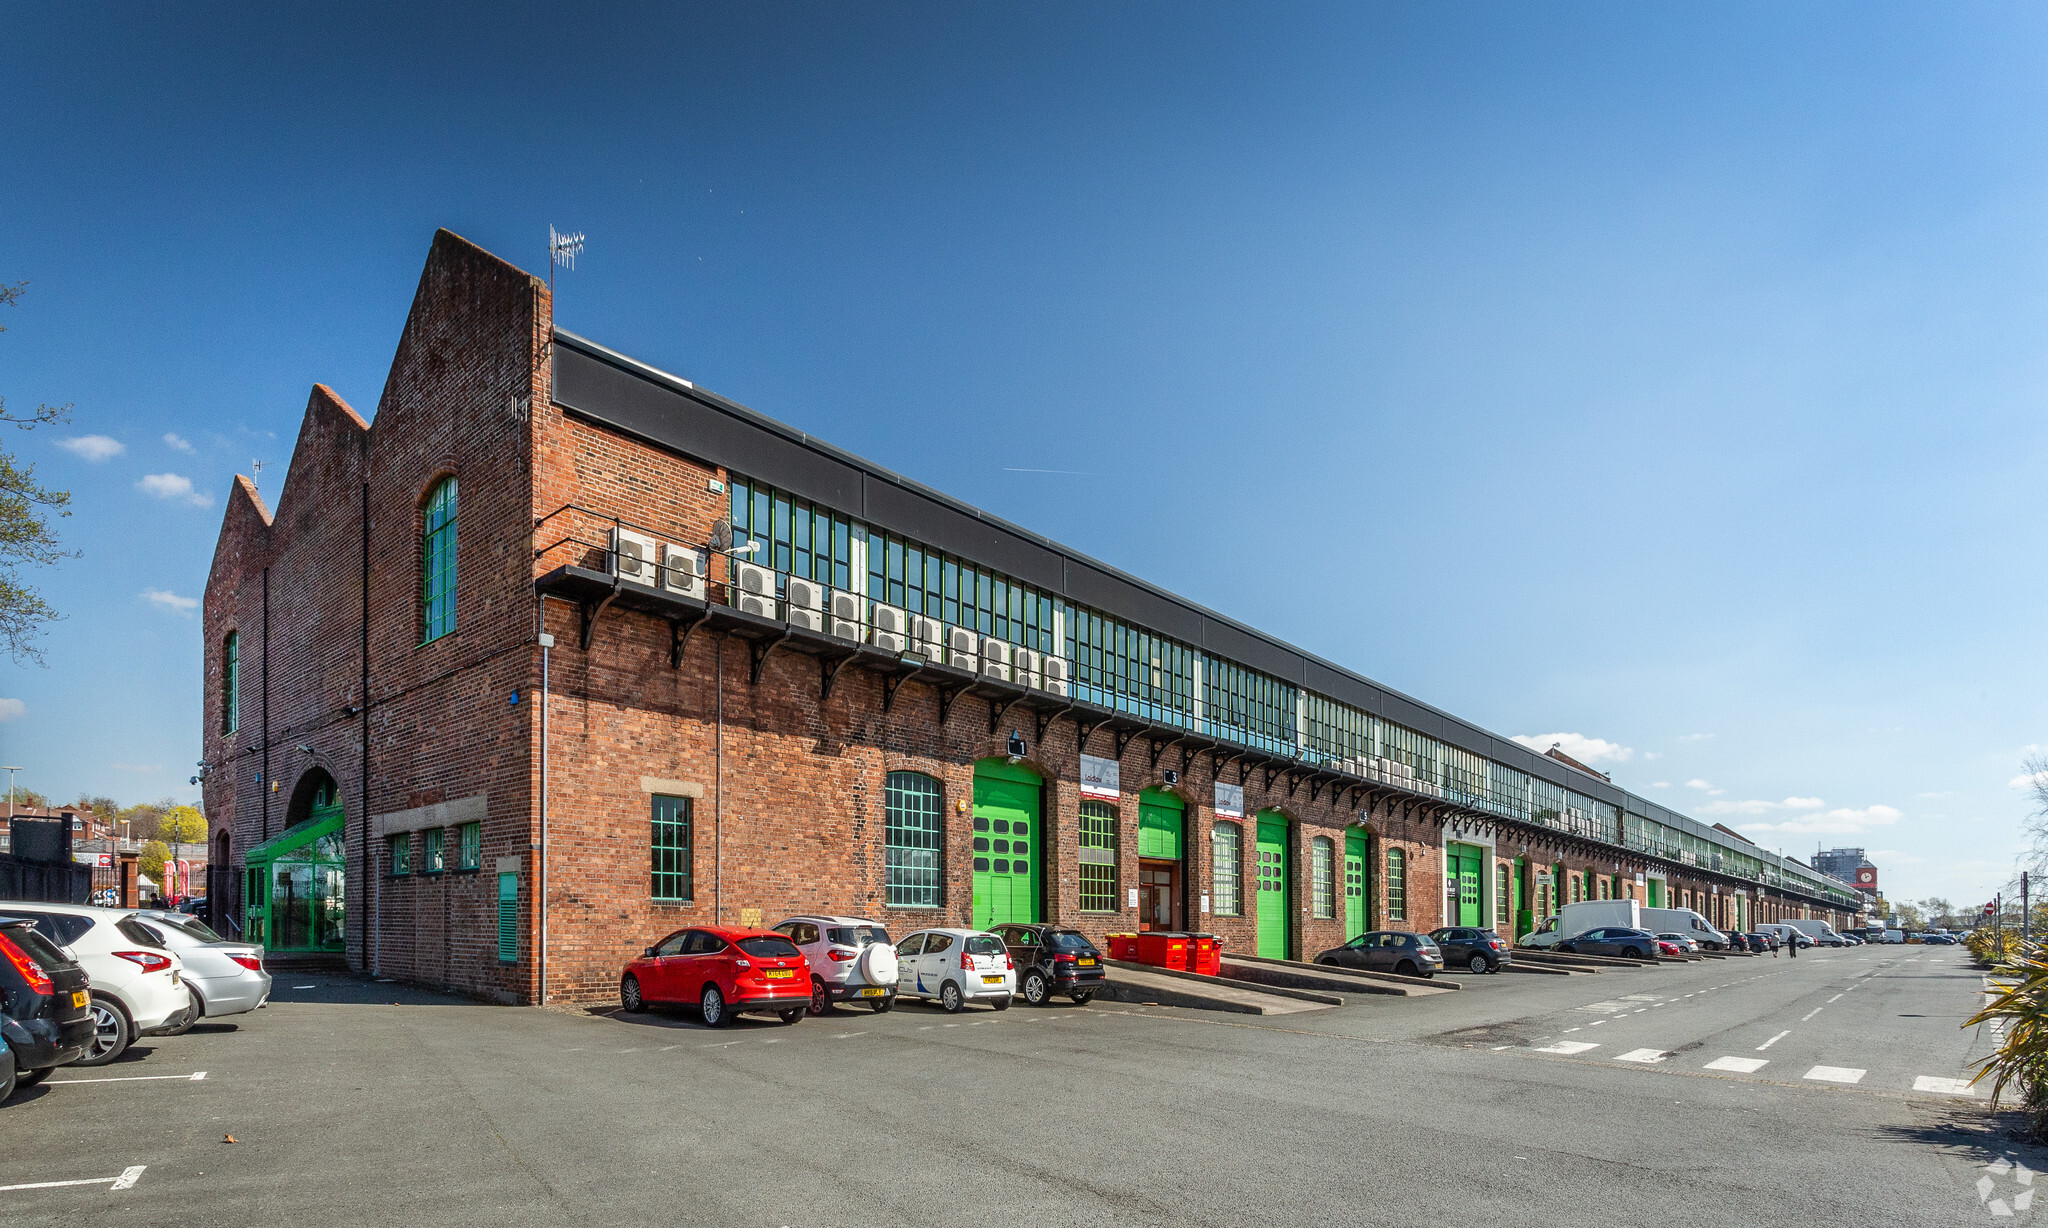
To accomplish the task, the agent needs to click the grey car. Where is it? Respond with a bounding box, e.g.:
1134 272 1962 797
1314 930 1443 978
133 911 271 1033
1557 927 1659 960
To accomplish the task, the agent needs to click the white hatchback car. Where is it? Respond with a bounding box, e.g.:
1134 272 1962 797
134 910 272 1032
771 915 900 1015
894 927 1014 1013
0 901 189 1065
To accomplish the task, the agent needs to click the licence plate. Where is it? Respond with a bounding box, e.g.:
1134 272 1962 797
981 975 1003 985
71 990 88 1008
764 969 794 980
1077 958 1096 966
857 987 884 998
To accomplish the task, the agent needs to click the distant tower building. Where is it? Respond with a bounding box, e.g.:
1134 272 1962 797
1814 847 1878 899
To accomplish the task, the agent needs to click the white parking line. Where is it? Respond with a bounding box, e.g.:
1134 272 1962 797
1706 1056 1769 1073
0 1165 147 1193
1801 1007 1823 1022
1533 1041 1600 1055
1914 1077 1978 1096
1828 993 1843 1002
1804 1065 1866 1084
1616 1048 1667 1063
45 1071 206 1085
1757 1031 1791 1050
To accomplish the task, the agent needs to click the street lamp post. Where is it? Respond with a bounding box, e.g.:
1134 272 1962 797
2 766 20 818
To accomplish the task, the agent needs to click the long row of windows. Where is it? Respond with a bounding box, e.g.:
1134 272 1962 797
389 821 481 875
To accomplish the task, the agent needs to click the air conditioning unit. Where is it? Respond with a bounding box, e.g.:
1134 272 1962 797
909 615 944 660
979 637 1011 682
1012 647 1042 690
786 577 825 632
661 545 706 599
946 626 979 673
610 528 660 587
733 561 776 619
829 590 864 642
1041 654 1070 697
870 603 908 653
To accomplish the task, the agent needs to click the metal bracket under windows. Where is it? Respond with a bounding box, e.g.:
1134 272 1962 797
1033 702 1072 745
1113 725 1140 760
579 578 625 651
986 693 1018 736
934 679 971 727
1073 717 1106 756
749 630 791 686
819 651 858 702
669 609 710 669
1149 735 1184 768
881 665 924 714
1263 764 1284 793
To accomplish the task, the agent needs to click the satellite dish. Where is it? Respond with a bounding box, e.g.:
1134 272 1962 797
709 518 733 553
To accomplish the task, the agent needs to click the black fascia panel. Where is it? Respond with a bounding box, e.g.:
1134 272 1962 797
861 476 1064 592
1198 616 1304 681
1303 660 1385 715
1067 561 1205 641
553 343 863 511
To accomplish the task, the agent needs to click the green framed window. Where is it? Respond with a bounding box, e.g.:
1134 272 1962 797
1211 821 1242 916
424 827 444 873
389 833 411 876
422 476 457 642
1311 837 1334 918
1386 847 1407 922
1078 801 1117 912
884 772 942 908
497 872 517 963
652 795 693 901
458 821 481 871
222 631 240 734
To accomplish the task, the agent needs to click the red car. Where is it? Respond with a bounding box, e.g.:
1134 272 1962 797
1657 939 1687 959
620 926 812 1026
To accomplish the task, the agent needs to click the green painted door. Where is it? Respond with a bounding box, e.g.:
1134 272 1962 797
1343 830 1369 940
1513 858 1532 939
1448 843 1484 927
972 759 1042 929
1646 879 1662 908
1137 789 1184 859
1255 813 1290 958
244 796 347 954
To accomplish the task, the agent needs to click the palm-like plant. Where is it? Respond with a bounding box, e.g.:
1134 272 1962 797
1968 948 2048 1135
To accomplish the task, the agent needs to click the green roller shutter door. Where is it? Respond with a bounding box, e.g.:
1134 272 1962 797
972 759 1042 929
1344 829 1369 940
1137 789 1184 859
1255 813 1290 959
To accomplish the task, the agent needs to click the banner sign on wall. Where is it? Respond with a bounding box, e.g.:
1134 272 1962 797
1214 781 1244 819
1079 754 1121 801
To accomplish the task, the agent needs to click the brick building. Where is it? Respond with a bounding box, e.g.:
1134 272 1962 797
200 230 1862 1003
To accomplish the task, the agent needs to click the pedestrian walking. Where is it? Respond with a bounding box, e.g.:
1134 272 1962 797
1787 931 1798 959
1771 933 1780 958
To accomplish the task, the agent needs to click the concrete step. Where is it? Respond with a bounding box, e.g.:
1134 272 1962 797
1098 961 1338 1015
1515 949 1655 970
1225 953 1458 996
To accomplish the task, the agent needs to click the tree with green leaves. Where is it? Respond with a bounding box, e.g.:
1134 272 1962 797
0 280 77 664
160 805 207 845
139 838 169 888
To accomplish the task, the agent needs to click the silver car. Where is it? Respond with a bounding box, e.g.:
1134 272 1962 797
134 911 271 1033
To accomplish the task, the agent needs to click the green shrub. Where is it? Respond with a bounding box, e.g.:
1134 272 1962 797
1969 949 2048 1138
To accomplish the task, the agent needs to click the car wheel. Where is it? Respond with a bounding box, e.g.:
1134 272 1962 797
870 996 894 1014
0 1043 15 1105
1621 947 1643 961
1318 956 1338 967
1070 991 1095 1006
72 994 132 1067
161 989 201 1037
620 974 646 1013
809 977 832 1017
1467 954 1489 974
777 1008 803 1025
939 981 964 1013
15 1065 50 1090
1022 970 1051 1006
700 984 729 1028
1395 960 1417 978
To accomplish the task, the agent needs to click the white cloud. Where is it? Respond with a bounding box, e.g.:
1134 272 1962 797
1736 804 1904 837
1510 732 1634 765
1697 796 1828 816
1650 781 1670 789
1682 778 1724 794
1643 751 1664 760
0 697 23 722
58 435 124 462
1676 733 1716 743
143 588 199 615
163 433 195 454
112 762 163 773
2010 771 2048 790
136 473 213 507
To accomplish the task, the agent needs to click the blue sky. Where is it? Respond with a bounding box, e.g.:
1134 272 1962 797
2 4 2043 908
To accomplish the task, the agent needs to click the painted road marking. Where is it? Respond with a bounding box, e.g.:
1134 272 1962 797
1914 1076 1979 1096
1801 1007 1824 1021
1533 1041 1600 1055
1804 1065 1866 1084
1616 1048 1668 1063
1758 1031 1791 1050
1828 993 1843 1002
0 1165 146 1193
1706 1056 1769 1073
46 1071 206 1085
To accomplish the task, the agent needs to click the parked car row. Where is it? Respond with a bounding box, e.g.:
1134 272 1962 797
0 901 271 1105
618 915 1107 1026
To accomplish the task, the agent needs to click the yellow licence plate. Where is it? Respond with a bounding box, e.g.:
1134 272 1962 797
1077 958 1096 966
764 969 794 979
71 990 88 1008
981 975 1004 985
857 987 884 997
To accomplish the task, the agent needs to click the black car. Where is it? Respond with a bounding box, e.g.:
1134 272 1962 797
1428 927 1513 974
1 915 94 1103
1556 927 1659 960
1745 931 1779 952
1314 930 1444 978
990 924 1105 1006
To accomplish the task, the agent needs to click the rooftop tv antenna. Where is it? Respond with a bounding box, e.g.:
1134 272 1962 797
251 459 268 487
549 225 585 298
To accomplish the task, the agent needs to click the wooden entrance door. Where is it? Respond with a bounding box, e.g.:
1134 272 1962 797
1138 860 1180 932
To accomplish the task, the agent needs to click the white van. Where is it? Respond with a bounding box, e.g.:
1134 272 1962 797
1518 899 1642 948
1639 907 1730 952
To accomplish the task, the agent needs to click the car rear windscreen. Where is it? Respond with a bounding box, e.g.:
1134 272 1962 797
116 917 168 949
164 914 226 943
826 926 891 947
1045 931 1094 952
3 923 71 969
735 936 802 959
964 935 1005 955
